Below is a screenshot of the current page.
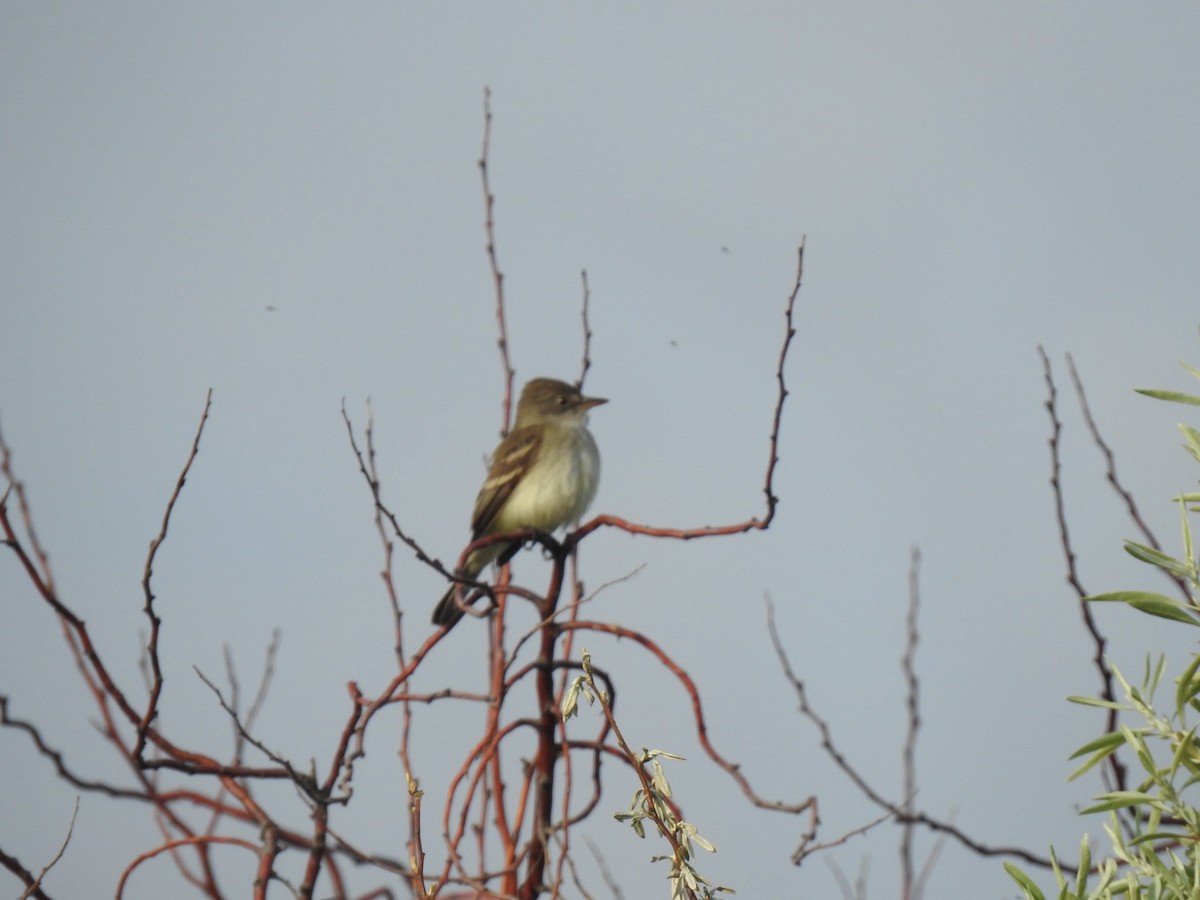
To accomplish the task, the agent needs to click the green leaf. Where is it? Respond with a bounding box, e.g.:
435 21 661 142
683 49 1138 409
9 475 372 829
1070 732 1125 760
1181 495 1197 568
1003 862 1046 900
1067 695 1124 710
1146 653 1167 697
1127 829 1191 846
1176 654 1200 718
1081 790 1157 814
1086 591 1200 625
1181 425 1200 464
1119 723 1158 775
1169 725 1200 777
1135 388 1200 406
1122 542 1196 579
1068 737 1124 781
1128 596 1200 626
1117 722 1149 766
1073 834 1090 896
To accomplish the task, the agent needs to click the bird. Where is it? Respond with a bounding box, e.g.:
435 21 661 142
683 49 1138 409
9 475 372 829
432 377 607 629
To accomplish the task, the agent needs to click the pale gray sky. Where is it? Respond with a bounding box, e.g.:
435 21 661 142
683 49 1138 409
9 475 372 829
3 4 1200 898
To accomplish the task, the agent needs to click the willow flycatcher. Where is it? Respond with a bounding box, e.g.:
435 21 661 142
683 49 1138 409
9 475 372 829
432 377 606 628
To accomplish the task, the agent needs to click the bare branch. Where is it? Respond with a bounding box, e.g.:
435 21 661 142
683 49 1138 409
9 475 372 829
115 835 261 899
1066 353 1189 598
0 846 49 900
900 548 921 900
578 270 594 390
20 798 79 900
479 85 515 433
767 597 1063 872
1039 348 1126 795
573 240 803 545
136 389 213 759
0 696 146 799
564 618 816 816
341 402 458 583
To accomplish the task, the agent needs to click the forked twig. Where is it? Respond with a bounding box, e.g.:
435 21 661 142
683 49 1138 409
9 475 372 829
574 241 804 545
1039 348 1126 795
1066 353 1190 599
767 597 1061 872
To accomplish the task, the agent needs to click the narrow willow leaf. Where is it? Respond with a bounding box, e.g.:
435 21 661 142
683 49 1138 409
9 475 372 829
1081 791 1158 813
1003 863 1046 900
561 677 583 720
1181 425 1200 462
1176 654 1200 719
1119 723 1158 775
650 759 672 798
1147 653 1167 696
1181 492 1197 566
1128 829 1192 846
1135 388 1200 406
643 749 686 762
1085 590 1173 605
1086 591 1200 625
1067 695 1125 710
1169 725 1200 776
1048 846 1064 883
1068 742 1124 781
1123 542 1195 578
1128 596 1200 626
1073 834 1090 896
1070 731 1125 759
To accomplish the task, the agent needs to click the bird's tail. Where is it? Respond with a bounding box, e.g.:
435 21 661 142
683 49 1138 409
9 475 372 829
432 583 471 628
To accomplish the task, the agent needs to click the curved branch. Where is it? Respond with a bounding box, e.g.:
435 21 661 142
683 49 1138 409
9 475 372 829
562 619 815 816
115 835 261 900
574 241 803 544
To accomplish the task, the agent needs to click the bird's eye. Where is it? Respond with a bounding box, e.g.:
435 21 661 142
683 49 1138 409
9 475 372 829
556 394 569 406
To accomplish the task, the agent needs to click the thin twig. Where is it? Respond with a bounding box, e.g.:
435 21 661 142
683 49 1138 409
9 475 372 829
1067 353 1190 598
1040 348 1126 795
479 86 515 433
565 619 816 815
570 653 699 900
116 835 261 899
136 389 213 759
0 846 49 900
0 696 146 799
767 598 1063 872
19 797 78 900
573 241 803 545
578 270 594 390
900 547 921 900
584 837 626 900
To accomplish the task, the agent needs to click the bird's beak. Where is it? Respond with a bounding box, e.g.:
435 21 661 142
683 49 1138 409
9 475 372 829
581 395 607 410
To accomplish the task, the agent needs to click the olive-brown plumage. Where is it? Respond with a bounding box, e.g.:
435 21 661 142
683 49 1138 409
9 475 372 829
432 378 606 629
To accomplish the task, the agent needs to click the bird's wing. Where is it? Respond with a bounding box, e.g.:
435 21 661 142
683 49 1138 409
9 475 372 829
470 426 542 537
